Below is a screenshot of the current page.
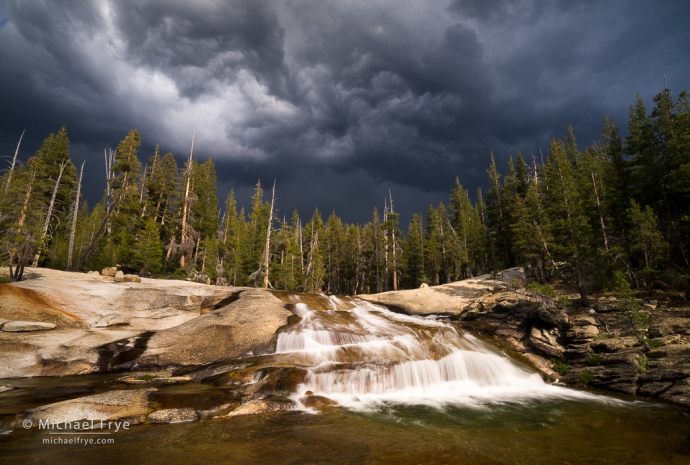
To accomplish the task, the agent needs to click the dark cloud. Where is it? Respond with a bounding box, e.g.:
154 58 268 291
0 0 689 225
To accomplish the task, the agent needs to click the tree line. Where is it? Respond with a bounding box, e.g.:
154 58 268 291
1 86 688 301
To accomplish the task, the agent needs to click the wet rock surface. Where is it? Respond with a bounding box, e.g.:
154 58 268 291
456 289 690 407
220 398 296 417
15 388 157 425
148 407 198 424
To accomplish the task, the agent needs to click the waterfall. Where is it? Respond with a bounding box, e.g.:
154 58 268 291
276 296 604 409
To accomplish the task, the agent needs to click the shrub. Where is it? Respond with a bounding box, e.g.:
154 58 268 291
137 374 157 381
638 355 648 373
579 371 595 385
551 358 570 375
644 338 664 348
585 355 604 366
526 281 557 298
558 296 574 311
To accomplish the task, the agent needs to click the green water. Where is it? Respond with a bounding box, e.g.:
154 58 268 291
1 392 689 464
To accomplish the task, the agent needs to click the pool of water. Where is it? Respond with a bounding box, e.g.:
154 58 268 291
1 393 689 464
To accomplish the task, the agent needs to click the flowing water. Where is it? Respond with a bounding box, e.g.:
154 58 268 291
1 296 690 464
277 297 601 409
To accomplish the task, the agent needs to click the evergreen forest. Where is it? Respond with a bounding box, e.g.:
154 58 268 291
1 87 689 303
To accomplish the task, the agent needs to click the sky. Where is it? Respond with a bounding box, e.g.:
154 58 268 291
0 0 689 226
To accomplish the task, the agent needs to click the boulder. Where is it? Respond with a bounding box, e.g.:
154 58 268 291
113 271 125 282
359 279 490 315
536 303 571 330
148 407 199 424
572 315 597 326
102 267 118 277
136 289 292 367
122 274 141 283
300 395 338 409
529 327 565 359
659 378 690 407
566 325 599 339
220 399 295 417
419 283 429 289
16 388 157 425
87 271 100 275
2 321 56 332
94 314 130 328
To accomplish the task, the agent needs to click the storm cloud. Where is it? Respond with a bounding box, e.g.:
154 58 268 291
1 0 688 224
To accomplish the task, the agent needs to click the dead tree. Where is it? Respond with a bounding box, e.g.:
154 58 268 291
104 148 115 235
32 163 67 267
180 132 194 267
251 180 276 288
3 130 24 194
74 172 129 271
67 161 85 271
389 190 398 291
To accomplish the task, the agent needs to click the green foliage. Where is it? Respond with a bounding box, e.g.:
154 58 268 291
585 355 604 366
551 358 570 376
638 355 648 373
136 374 157 381
4 85 689 297
558 296 574 311
644 338 664 348
526 281 557 297
612 271 649 335
0 276 11 284
134 218 163 275
580 371 595 385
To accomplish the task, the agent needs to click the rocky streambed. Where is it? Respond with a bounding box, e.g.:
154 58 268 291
1 266 689 438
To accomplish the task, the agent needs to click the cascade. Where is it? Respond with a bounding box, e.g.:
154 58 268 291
276 296 603 409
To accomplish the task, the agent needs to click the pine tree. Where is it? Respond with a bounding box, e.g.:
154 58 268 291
627 200 668 293
304 208 325 292
543 138 593 306
485 152 509 269
405 213 426 287
192 158 218 239
134 218 163 275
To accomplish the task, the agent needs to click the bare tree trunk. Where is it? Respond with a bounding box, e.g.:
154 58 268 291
180 132 195 267
573 254 590 307
383 198 388 291
389 190 398 291
590 168 609 252
262 181 276 288
165 236 175 262
299 217 304 271
33 163 67 267
375 218 380 293
3 130 24 194
201 246 207 275
67 161 85 271
17 169 36 229
420 218 425 280
75 172 128 270
104 148 114 235
139 164 147 205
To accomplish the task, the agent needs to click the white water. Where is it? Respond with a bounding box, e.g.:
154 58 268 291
276 296 606 409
